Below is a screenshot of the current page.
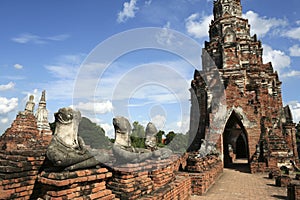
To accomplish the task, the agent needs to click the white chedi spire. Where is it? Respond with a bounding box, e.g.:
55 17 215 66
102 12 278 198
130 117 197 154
35 90 50 131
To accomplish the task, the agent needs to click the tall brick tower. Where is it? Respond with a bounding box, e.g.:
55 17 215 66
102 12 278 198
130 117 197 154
189 0 298 172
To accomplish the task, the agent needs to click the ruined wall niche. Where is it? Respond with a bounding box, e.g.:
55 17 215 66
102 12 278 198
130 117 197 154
224 28 236 44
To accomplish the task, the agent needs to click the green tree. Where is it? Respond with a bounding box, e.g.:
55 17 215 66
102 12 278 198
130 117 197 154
49 122 55 134
156 130 165 147
78 117 112 149
165 131 176 145
167 133 189 153
131 121 145 148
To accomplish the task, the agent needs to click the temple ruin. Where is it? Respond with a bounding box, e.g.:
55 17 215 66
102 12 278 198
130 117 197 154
0 0 299 199
189 0 298 172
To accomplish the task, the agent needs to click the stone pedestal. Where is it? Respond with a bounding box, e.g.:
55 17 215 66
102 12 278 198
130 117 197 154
268 169 281 179
107 154 189 200
276 175 292 187
288 182 300 200
36 168 115 200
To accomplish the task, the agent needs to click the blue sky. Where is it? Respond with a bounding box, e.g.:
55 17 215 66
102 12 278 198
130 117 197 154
0 0 300 138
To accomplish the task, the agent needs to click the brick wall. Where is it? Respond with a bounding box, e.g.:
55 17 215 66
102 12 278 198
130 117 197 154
0 113 51 200
35 168 115 200
186 155 223 195
107 154 189 200
140 173 191 200
0 150 47 199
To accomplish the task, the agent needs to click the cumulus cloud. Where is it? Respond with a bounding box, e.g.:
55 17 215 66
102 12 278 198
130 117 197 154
12 33 69 44
176 117 190 134
117 0 139 23
45 54 85 79
1 118 8 124
285 27 300 40
151 114 166 130
156 22 175 46
14 64 23 69
289 44 300 57
100 123 114 138
40 54 88 101
288 101 300 123
45 65 78 80
0 97 18 114
74 101 113 114
21 88 40 106
145 0 152 6
262 44 291 72
185 13 213 39
243 11 288 37
281 70 300 78
0 82 15 91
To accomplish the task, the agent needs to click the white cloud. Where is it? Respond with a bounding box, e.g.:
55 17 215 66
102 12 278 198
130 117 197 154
100 123 114 138
281 70 300 78
176 117 190 134
75 101 113 114
117 0 139 23
45 65 78 79
0 97 18 114
243 11 288 37
45 54 85 79
151 114 166 130
40 54 88 101
0 75 26 81
1 118 8 124
145 0 152 6
14 63 23 69
185 13 213 38
288 101 300 123
262 44 291 72
0 82 15 91
104 62 192 104
21 88 40 106
156 22 175 46
285 27 300 40
289 45 300 57
12 33 69 44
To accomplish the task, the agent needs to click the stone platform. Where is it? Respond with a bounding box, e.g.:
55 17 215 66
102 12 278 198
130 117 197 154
36 168 115 200
186 155 223 195
107 154 190 200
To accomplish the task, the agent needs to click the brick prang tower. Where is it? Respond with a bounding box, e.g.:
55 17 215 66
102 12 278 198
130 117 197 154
189 0 298 172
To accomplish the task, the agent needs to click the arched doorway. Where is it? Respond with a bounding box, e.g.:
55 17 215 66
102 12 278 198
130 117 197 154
223 111 249 168
236 134 247 158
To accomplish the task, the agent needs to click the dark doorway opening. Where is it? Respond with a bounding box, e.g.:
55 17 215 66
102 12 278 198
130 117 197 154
236 134 247 158
223 111 250 172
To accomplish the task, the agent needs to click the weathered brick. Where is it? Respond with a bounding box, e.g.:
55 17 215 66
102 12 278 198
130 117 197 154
96 168 108 173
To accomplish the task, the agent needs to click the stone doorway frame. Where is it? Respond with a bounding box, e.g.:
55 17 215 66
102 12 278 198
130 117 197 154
222 110 250 167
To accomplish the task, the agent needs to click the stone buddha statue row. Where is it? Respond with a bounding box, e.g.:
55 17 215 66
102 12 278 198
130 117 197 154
46 107 172 171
